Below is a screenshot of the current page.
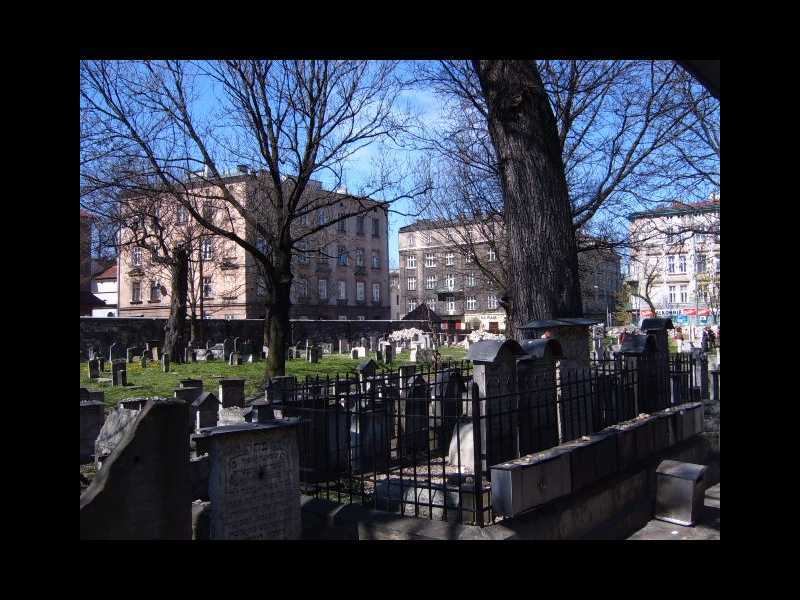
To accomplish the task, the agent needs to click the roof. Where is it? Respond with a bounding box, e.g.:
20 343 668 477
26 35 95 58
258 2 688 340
402 303 442 323
520 317 603 330
94 264 117 280
520 338 564 360
628 199 720 221
80 290 106 307
466 339 525 363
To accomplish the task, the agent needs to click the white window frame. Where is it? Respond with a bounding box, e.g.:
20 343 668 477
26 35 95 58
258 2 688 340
338 280 347 300
150 280 161 302
447 297 456 312
667 255 675 273
487 295 498 309
203 276 213 299
372 251 380 269
356 281 365 301
407 277 417 291
425 253 436 268
372 283 380 303
176 206 188 225
466 296 477 311
446 273 455 290
202 238 214 261
407 298 417 312
426 275 436 290
679 254 686 273
467 272 476 287
318 278 328 300
132 247 142 267
355 248 364 267
338 246 348 266
488 248 496 262
445 253 454 266
668 285 676 304
131 281 141 303
406 255 416 269
679 285 688 303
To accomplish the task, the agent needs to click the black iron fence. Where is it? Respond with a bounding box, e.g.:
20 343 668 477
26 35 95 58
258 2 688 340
275 353 701 526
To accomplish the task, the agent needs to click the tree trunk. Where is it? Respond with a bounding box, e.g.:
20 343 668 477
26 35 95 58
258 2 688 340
265 282 290 378
163 245 189 362
473 60 583 339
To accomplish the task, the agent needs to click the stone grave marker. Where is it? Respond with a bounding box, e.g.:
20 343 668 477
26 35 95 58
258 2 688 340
192 392 219 432
80 400 105 464
87 359 100 380
229 352 242 366
219 378 246 409
80 399 191 540
112 359 127 387
351 348 359 360
198 420 301 539
161 353 171 373
223 338 233 361
140 353 149 369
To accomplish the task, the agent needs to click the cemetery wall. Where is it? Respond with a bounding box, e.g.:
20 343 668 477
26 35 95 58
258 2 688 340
79 317 432 358
300 434 718 540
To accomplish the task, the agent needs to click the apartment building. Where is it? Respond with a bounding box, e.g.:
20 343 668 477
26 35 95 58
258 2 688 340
117 173 390 320
397 220 621 333
625 198 720 326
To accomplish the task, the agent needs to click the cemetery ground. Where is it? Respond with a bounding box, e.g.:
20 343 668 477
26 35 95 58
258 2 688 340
80 346 467 407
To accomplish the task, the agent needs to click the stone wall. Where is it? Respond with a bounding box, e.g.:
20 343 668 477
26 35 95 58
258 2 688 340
80 317 432 359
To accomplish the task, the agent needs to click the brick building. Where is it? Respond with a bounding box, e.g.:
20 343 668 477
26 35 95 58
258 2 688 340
117 174 390 321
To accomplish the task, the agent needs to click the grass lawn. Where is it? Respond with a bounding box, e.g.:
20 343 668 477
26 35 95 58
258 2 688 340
80 345 467 407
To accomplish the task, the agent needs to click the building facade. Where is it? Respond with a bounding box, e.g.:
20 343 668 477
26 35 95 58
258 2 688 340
117 175 390 321
397 220 621 333
90 263 118 317
389 268 401 321
625 198 720 327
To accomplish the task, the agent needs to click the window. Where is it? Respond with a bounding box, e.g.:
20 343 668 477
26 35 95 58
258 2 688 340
149 280 161 302
407 298 417 312
488 248 496 262
296 278 308 299
318 279 328 300
372 251 381 269
466 296 477 311
465 252 474 264
356 281 365 301
338 280 347 300
203 277 213 298
297 240 310 264
131 281 141 303
425 231 433 245
680 285 688 303
467 272 476 287
338 214 347 233
695 254 707 273
698 285 709 304
372 218 380 238
446 273 455 290
487 294 498 309
372 283 381 303
131 247 142 267
202 238 214 261
679 255 687 273
357 216 365 235
355 248 364 267
409 234 416 247
338 246 348 266
407 277 417 291
425 253 436 268
202 201 215 221
667 255 675 273
427 298 437 312
406 255 416 269
668 286 676 304
317 209 326 226
426 275 436 290
176 206 188 225
256 277 266 297
447 297 456 312
445 253 454 266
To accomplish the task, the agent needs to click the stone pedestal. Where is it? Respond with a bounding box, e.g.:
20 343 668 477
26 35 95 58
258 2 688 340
199 421 301 540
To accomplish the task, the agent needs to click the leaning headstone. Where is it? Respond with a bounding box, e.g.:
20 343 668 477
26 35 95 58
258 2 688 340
87 359 100 380
94 401 145 467
161 353 171 373
80 399 192 540
197 420 301 539
80 400 105 464
219 378 246 409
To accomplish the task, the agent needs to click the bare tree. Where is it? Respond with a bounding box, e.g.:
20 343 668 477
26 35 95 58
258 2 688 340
80 60 430 376
408 61 720 333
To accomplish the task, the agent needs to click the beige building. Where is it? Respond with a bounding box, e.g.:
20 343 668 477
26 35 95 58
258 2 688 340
397 219 621 333
625 198 720 328
118 174 390 321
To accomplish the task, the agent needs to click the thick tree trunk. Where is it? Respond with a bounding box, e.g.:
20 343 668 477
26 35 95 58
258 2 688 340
473 60 583 339
265 282 290 378
163 245 189 362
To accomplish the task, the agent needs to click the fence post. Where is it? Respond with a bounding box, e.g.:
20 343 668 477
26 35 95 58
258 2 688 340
711 368 720 403
470 382 484 527
700 354 709 400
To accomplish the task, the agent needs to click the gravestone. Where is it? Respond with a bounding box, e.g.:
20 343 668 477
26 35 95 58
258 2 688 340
140 353 149 369
369 336 376 352
80 399 191 540
95 402 144 464
80 388 90 402
351 348 359 360
223 338 233 361
174 386 203 405
112 359 127 387
384 344 394 364
266 376 297 415
307 346 320 364
229 352 242 366
98 356 106 372
339 339 349 355
465 339 526 473
152 346 160 362
517 339 563 452
233 337 240 353
198 420 301 539
219 378 246 409
432 369 467 455
409 348 418 363
244 400 274 424
161 353 171 373
400 373 430 457
376 349 383 363
87 359 100 380
80 400 105 464
180 378 203 390
321 343 333 355
192 392 219 432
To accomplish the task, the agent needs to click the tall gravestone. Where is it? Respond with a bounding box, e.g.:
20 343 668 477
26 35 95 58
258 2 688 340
400 373 430 458
198 421 301 539
112 359 127 387
140 353 149 369
161 353 171 373
87 359 100 380
219 378 246 409
80 399 191 540
223 338 233 362
517 339 562 453
432 369 466 455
